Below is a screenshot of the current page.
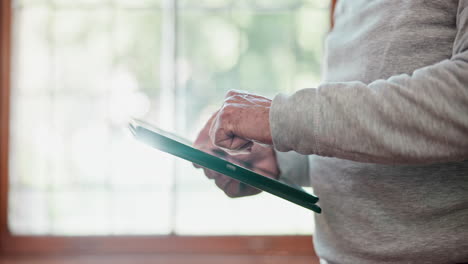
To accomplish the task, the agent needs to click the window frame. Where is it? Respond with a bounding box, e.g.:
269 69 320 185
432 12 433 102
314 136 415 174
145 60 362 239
0 0 336 262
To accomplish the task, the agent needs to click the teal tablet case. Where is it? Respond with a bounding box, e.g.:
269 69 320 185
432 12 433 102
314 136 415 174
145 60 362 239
129 119 321 213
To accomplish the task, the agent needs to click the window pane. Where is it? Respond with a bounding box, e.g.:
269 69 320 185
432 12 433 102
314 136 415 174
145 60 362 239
9 0 329 235
10 3 171 235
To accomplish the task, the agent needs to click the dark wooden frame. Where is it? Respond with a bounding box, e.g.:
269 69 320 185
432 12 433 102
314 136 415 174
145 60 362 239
0 0 337 262
1 0 13 245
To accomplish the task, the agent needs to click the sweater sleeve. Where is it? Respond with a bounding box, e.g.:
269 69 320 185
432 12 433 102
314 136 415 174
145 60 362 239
270 2 468 165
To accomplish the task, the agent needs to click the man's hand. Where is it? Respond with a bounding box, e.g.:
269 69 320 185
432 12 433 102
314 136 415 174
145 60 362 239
193 109 279 198
209 90 273 154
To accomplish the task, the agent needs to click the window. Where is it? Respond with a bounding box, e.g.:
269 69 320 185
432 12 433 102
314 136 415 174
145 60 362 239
7 0 329 237
1 0 336 262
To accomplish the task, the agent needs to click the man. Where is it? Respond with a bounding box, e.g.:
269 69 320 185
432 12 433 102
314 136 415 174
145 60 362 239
194 0 468 263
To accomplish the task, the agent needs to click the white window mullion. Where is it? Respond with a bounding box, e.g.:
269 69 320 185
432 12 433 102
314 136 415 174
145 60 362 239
159 0 179 234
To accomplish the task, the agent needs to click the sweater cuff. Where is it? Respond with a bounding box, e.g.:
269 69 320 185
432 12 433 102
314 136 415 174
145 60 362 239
269 89 321 155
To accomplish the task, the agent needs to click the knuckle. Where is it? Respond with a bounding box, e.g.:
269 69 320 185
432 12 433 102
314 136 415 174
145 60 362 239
219 105 234 119
226 90 240 98
218 110 229 122
211 127 224 141
225 92 246 103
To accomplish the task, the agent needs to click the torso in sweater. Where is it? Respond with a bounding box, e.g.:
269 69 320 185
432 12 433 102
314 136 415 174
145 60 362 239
312 1 468 263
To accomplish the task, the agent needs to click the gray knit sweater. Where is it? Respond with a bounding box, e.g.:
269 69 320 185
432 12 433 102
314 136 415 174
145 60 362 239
270 0 468 263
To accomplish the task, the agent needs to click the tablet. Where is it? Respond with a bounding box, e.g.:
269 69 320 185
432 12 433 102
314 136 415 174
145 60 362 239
129 119 321 213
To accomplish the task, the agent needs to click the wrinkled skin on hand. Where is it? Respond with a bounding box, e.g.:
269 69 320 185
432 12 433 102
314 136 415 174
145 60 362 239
209 90 273 154
193 106 280 198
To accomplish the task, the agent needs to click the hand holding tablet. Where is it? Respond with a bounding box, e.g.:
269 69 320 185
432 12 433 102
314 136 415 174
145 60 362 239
129 119 321 213
193 110 280 198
